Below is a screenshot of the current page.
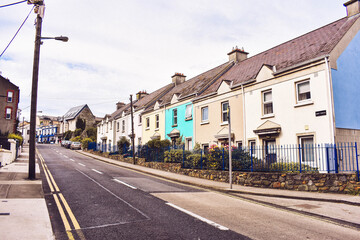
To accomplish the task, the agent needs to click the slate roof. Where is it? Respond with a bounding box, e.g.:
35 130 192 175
157 62 233 107
199 15 360 97
63 104 88 120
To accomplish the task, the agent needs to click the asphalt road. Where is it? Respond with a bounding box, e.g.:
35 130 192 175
38 145 360 240
38 145 247 240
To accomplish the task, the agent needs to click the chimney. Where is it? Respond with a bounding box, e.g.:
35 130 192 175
171 73 186 86
136 91 148 100
116 102 125 110
344 0 360 17
227 46 249 62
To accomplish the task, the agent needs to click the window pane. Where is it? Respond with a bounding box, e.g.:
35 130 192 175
202 107 208 121
298 82 310 94
263 91 272 102
264 103 273 114
222 102 228 122
301 136 314 162
7 91 13 102
185 105 192 118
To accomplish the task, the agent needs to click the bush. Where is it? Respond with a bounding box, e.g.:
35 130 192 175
76 118 86 131
70 136 81 142
81 138 93 149
64 130 73 140
86 127 97 141
74 128 82 137
117 136 130 154
186 153 204 168
269 162 318 172
147 139 171 149
206 145 222 170
164 149 191 163
8 133 23 145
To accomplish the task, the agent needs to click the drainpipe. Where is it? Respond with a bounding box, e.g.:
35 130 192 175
242 84 246 145
325 56 336 144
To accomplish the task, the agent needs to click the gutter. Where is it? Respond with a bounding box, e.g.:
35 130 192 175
324 56 336 144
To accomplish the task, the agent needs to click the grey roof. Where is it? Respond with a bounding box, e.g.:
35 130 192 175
63 104 87 120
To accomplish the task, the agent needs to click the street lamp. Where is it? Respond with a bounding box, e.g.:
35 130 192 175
28 1 68 180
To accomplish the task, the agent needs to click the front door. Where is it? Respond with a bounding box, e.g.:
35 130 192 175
264 139 276 164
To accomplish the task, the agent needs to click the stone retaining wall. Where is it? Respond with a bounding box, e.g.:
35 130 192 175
85 150 360 194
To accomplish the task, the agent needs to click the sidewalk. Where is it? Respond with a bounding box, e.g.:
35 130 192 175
0 145 53 240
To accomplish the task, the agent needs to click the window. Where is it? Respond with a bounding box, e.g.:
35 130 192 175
7 91 14 103
249 140 256 157
173 109 177 126
155 114 159 129
201 106 208 123
185 105 192 119
221 102 229 123
262 90 273 115
122 120 125 133
139 115 142 124
186 138 193 151
117 122 120 132
296 81 311 102
299 136 314 162
237 141 243 150
202 144 209 153
146 117 150 129
106 123 108 133
5 107 12 119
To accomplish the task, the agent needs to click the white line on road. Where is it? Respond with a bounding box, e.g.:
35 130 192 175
113 179 137 189
78 163 85 167
70 159 75 161
92 169 103 175
64 155 69 158
166 203 229 231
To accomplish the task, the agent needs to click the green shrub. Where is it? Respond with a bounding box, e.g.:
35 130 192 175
117 136 130 154
74 128 82 137
8 133 23 145
269 162 318 172
206 145 222 170
147 139 171 149
64 130 73 140
86 127 97 141
70 136 81 142
76 118 86 131
81 138 93 149
186 153 203 167
164 149 191 163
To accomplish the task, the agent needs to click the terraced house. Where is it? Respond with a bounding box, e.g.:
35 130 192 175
193 0 360 155
0 75 19 135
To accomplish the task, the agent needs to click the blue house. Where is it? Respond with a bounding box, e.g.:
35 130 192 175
161 64 233 149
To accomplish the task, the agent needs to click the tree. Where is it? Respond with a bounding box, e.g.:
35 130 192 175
117 136 130 154
76 118 86 131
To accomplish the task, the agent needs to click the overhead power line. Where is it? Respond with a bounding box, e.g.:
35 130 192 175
0 0 27 8
0 5 34 58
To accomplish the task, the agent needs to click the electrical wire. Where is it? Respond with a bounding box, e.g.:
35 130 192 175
0 0 27 8
0 5 34 58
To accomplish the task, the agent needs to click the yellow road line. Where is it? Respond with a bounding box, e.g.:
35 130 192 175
53 194 72 231
59 193 81 230
38 151 60 192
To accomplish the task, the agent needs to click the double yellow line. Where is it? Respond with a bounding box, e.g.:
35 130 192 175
37 150 85 240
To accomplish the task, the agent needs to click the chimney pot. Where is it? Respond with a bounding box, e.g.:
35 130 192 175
227 47 249 62
344 0 360 17
171 73 186 86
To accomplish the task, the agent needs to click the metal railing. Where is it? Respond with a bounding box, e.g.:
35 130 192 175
87 142 360 180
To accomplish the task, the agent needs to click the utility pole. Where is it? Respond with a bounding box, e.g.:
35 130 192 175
130 94 135 164
29 2 44 180
228 105 232 189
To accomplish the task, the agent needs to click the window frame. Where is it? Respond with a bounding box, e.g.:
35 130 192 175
173 109 178 126
201 106 209 123
117 122 120 132
185 104 192 119
221 101 229 124
299 135 315 162
146 117 150 129
7 90 14 103
155 114 159 129
5 107 12 120
296 80 311 103
262 90 273 116
122 120 125 133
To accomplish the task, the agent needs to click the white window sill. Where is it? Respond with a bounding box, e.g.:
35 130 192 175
220 122 228 126
145 127 150 131
155 128 159 131
201 121 209 125
261 114 275 119
294 100 314 108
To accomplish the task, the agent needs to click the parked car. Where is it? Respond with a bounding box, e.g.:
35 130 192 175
64 141 72 149
70 142 81 150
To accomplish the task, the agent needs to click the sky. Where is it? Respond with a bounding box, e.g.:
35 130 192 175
0 0 347 121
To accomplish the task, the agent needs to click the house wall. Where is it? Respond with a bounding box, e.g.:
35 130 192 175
0 77 19 135
332 31 360 141
194 90 244 148
245 65 333 145
142 108 165 143
165 101 193 148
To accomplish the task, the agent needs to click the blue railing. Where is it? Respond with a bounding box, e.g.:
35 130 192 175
86 142 360 180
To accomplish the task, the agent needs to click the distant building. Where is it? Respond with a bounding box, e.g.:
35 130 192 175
0 75 20 135
18 121 30 144
60 104 97 137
